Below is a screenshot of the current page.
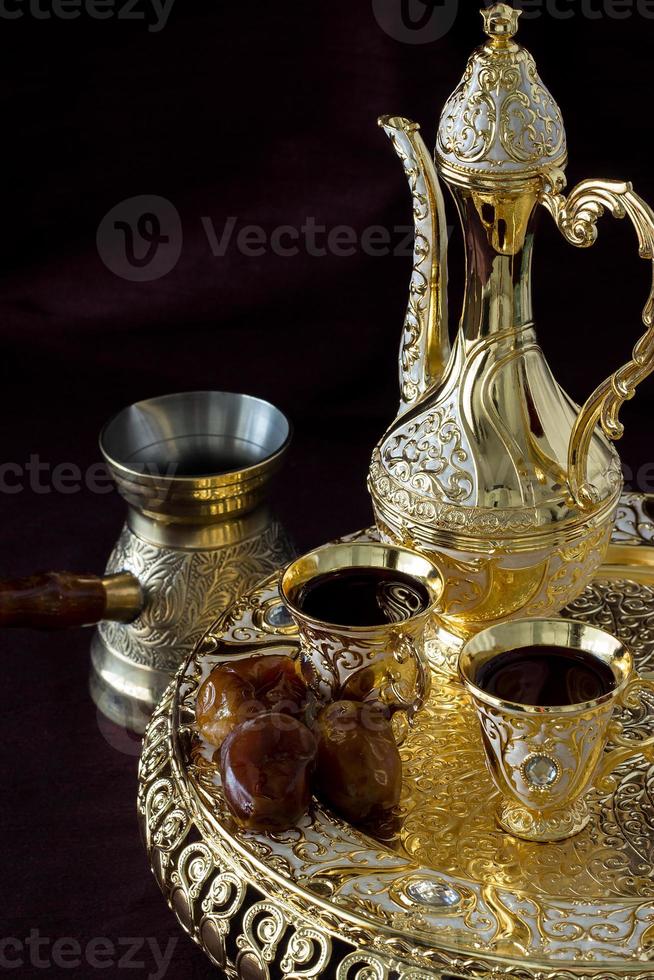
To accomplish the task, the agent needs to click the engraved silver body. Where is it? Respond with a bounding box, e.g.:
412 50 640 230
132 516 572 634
90 391 294 730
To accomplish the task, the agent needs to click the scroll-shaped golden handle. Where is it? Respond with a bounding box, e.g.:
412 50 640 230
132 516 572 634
541 171 654 510
593 675 654 795
387 631 432 725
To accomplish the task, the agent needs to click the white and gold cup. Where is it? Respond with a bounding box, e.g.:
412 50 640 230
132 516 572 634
460 617 654 842
281 542 442 719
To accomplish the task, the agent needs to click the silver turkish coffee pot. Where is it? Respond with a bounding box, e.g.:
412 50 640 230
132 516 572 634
0 391 294 730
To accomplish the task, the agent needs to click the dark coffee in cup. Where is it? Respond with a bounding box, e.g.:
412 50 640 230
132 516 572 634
292 567 430 627
475 646 616 707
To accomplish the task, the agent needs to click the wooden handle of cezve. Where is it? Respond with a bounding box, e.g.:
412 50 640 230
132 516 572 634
0 571 144 629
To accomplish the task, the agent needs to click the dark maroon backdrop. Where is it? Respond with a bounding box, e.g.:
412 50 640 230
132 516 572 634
1 2 654 977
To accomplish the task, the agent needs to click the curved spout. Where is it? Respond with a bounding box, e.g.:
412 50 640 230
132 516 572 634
379 116 449 411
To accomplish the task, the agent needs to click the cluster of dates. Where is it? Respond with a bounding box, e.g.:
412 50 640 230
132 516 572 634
195 655 402 832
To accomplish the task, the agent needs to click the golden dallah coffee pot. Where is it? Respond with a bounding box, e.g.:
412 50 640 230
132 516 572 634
369 4 654 637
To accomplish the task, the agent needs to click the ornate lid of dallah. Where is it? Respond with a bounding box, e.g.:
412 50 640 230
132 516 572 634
436 4 567 181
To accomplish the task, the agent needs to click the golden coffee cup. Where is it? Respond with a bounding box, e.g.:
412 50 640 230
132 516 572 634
281 542 442 719
460 618 654 843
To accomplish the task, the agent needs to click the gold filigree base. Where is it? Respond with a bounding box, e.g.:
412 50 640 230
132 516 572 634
371 460 619 637
497 797 590 843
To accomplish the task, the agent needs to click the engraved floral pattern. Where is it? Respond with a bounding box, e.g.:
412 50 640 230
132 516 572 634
613 493 654 545
379 118 447 410
565 579 654 676
370 452 542 536
370 465 615 631
98 520 294 672
437 43 566 175
379 403 474 506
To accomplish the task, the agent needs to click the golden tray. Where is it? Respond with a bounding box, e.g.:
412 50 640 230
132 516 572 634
138 492 654 979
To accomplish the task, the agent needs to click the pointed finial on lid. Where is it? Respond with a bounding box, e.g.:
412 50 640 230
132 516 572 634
482 3 521 44
437 3 566 181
